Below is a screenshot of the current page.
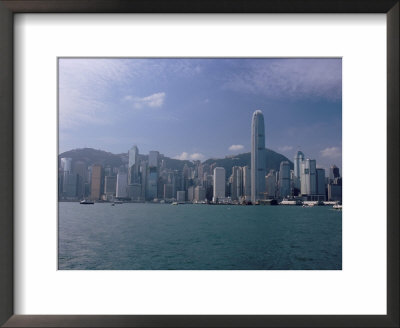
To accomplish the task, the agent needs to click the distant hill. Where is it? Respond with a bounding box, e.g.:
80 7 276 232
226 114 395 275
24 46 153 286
59 148 293 175
203 150 293 177
58 148 125 168
58 148 195 170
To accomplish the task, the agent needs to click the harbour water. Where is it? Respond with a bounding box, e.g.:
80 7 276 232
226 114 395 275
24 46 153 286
58 202 342 270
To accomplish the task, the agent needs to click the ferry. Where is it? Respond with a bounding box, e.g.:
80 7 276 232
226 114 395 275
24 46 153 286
80 199 94 205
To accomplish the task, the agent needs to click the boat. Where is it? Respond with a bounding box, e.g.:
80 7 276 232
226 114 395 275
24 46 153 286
302 203 315 208
171 202 178 205
333 203 342 210
80 199 94 205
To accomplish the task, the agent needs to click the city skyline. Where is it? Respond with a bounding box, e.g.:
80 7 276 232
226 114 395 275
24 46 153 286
59 109 342 204
59 58 342 172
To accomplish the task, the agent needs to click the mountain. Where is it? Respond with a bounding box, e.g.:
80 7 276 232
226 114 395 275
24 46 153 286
58 148 195 170
58 148 293 175
203 150 293 177
58 148 126 168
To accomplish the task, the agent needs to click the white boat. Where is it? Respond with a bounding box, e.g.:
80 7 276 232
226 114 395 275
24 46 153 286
80 199 94 205
171 202 178 205
302 203 315 207
333 203 342 210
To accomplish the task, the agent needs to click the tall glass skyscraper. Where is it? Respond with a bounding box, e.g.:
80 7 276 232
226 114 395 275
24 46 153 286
278 161 291 198
251 110 266 203
128 145 140 184
213 167 226 203
293 150 305 190
294 150 305 179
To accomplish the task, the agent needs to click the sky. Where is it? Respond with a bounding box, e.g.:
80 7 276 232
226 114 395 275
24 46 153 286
59 58 342 172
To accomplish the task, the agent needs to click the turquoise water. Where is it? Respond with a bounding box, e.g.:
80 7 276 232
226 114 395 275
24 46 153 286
58 202 342 270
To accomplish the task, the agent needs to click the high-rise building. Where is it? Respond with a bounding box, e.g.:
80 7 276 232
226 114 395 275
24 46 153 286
213 167 226 203
194 185 206 202
265 169 277 199
163 183 173 199
300 159 317 196
329 165 340 181
293 150 305 190
146 151 159 200
147 168 158 200
242 166 251 200
328 184 342 202
128 184 142 201
90 164 102 200
128 145 140 184
187 186 195 202
140 161 148 200
62 172 77 198
116 172 128 198
60 157 73 198
176 191 186 202
104 175 117 199
60 157 72 172
73 161 87 199
278 161 291 198
149 151 159 168
251 110 266 202
230 166 242 200
316 168 326 198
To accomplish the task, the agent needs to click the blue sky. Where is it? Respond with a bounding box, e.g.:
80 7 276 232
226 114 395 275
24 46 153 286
59 58 342 172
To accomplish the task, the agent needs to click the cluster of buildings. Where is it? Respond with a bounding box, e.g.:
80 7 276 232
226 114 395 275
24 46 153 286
58 110 342 204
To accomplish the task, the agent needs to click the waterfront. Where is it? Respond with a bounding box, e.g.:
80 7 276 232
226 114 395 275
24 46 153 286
58 202 341 270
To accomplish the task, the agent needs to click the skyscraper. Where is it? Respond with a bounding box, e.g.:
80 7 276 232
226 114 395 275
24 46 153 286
230 166 242 200
329 165 340 181
147 151 159 200
116 172 128 198
60 157 72 172
300 159 317 197
73 161 87 199
293 150 305 190
148 151 159 168
104 175 117 200
242 166 251 200
316 168 326 200
90 164 102 200
265 169 277 199
278 161 291 198
251 110 266 203
213 167 226 203
128 145 140 184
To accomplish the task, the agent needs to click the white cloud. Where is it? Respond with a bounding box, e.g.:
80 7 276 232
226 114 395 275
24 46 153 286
320 147 341 159
190 153 205 160
125 92 166 109
228 144 244 151
224 58 342 101
278 145 294 152
174 152 205 161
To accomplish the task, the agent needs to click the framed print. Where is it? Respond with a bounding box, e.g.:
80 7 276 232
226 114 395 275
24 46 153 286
0 1 398 327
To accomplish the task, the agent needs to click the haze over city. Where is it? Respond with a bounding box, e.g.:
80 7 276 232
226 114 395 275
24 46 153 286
59 58 342 171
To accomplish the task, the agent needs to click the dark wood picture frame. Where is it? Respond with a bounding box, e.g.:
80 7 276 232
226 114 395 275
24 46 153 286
0 1 398 327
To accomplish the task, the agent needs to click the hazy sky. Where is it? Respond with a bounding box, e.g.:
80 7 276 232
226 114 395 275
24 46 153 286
59 58 342 172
